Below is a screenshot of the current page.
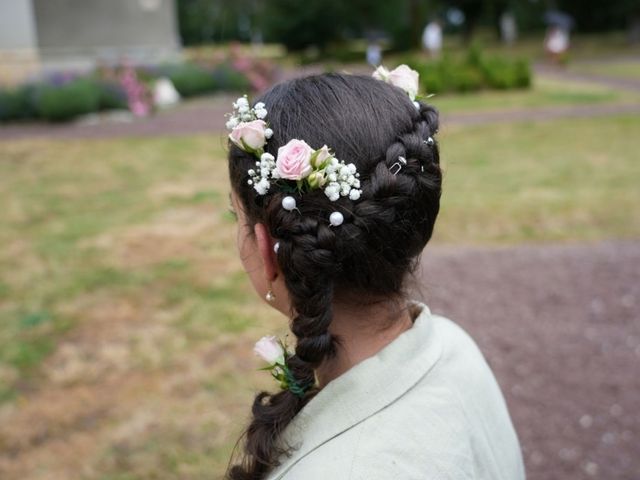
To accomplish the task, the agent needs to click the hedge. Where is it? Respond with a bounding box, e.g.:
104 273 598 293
407 49 531 95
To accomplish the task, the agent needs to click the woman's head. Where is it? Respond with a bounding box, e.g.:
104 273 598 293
226 72 441 479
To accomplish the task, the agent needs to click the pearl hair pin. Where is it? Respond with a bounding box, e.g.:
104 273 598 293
282 196 297 211
329 211 344 227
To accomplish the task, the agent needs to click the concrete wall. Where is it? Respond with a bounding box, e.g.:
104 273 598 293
0 0 38 49
0 0 182 84
32 0 181 60
0 0 40 85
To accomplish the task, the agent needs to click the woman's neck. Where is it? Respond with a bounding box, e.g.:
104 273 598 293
314 299 417 389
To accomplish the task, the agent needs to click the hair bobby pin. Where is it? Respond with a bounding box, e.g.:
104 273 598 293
389 155 407 176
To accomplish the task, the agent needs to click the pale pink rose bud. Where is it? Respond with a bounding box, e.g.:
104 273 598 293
276 139 314 180
254 335 285 365
372 65 390 82
387 65 420 100
229 119 267 152
311 145 333 168
307 170 327 188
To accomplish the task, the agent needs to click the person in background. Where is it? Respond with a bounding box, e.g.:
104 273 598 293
422 19 443 58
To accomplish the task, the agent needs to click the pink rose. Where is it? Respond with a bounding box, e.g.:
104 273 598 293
387 65 419 100
276 139 313 180
229 119 267 152
254 335 285 365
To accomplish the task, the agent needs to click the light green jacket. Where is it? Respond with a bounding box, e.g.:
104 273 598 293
265 301 526 480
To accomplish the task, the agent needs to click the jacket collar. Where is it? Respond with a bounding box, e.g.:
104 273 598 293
267 300 443 479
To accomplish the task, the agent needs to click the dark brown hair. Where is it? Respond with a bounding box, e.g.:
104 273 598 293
225 73 441 479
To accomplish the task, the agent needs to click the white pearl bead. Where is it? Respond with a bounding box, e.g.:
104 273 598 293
273 242 280 254
413 101 420 110
329 211 344 227
282 196 296 211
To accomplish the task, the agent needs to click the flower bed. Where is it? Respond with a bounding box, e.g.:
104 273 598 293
0 50 275 123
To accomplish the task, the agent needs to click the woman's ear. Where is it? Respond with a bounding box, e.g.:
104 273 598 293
253 222 278 282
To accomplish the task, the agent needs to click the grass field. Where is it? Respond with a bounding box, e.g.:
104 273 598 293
569 59 640 81
1 114 639 478
428 75 638 112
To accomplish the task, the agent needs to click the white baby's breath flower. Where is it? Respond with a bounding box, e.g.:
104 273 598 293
226 117 239 130
236 97 249 108
255 109 267 119
324 183 340 201
265 128 274 139
349 189 361 201
261 152 275 163
328 172 338 182
254 102 265 110
254 178 270 195
238 105 249 114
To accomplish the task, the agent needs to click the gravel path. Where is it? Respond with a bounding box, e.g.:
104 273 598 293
414 240 640 480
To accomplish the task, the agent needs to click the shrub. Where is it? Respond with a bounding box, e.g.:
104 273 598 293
408 49 531 95
160 63 217 97
0 85 38 122
96 81 128 110
439 59 484 93
34 79 101 122
211 62 251 91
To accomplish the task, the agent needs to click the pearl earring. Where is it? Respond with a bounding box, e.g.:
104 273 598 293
265 282 276 302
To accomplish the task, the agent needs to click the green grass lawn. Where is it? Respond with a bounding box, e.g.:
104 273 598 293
569 59 640 81
0 114 639 478
428 75 637 113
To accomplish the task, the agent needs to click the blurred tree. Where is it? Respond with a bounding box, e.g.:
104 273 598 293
261 0 347 51
555 0 638 32
176 0 638 50
177 0 258 45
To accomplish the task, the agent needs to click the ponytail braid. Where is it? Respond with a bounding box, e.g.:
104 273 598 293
226 196 344 480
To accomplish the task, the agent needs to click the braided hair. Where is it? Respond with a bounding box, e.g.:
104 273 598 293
225 73 441 479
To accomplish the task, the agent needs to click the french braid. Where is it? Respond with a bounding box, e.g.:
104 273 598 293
226 74 441 480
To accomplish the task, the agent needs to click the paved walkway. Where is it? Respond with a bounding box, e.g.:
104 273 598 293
1 61 639 141
415 239 640 480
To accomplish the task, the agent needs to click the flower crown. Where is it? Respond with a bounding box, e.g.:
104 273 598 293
226 64 425 226
227 96 362 205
